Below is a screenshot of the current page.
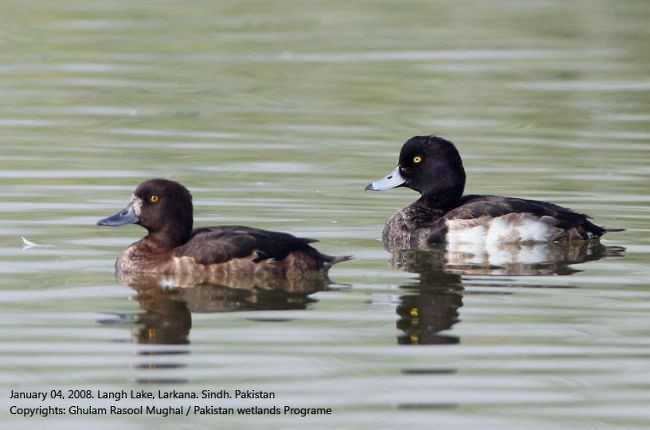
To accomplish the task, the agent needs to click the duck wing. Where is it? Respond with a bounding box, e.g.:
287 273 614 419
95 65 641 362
445 195 607 238
178 225 318 265
450 195 584 223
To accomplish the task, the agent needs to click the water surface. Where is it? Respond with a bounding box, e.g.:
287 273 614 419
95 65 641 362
1 1 649 429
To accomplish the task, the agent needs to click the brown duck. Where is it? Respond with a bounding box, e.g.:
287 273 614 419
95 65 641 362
97 179 350 283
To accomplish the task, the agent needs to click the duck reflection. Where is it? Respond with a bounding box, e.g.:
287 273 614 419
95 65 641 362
121 271 331 345
397 268 463 345
95 273 334 384
392 242 624 345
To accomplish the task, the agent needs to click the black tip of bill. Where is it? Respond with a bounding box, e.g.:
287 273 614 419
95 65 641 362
365 166 405 191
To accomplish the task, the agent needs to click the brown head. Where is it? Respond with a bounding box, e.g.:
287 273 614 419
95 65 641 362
97 179 194 249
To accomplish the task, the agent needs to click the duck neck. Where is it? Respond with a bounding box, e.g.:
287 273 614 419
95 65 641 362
144 221 192 251
415 187 463 211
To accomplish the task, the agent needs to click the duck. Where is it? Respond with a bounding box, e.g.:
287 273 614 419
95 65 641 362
97 179 350 282
366 135 622 250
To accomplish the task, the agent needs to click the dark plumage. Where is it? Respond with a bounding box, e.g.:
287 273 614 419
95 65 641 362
366 135 622 250
182 226 320 265
97 179 350 281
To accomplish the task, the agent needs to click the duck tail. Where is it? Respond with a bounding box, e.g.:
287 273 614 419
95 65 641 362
581 218 624 238
323 254 353 269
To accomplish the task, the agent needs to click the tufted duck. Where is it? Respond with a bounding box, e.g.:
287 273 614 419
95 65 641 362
366 135 622 250
97 179 350 280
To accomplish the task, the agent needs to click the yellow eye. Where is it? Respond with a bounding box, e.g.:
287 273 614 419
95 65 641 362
150 195 159 203
413 156 422 164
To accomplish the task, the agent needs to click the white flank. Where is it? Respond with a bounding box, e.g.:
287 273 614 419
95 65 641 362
446 224 487 245
446 214 559 265
516 216 556 242
484 216 517 243
447 214 555 245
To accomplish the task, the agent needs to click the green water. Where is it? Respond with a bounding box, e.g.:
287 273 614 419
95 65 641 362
1 1 649 429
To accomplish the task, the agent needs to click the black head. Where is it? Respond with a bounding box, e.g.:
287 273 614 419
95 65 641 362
97 179 194 248
366 136 466 209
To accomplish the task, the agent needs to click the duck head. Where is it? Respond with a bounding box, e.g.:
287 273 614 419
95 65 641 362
366 135 466 209
97 179 194 248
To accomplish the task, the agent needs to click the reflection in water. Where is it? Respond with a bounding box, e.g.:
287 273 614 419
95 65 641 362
128 275 328 345
99 272 332 383
392 241 624 276
123 272 331 345
397 270 463 345
392 242 624 345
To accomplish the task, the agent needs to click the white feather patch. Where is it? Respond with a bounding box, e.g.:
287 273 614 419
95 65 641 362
447 225 487 246
131 194 143 216
446 213 558 245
